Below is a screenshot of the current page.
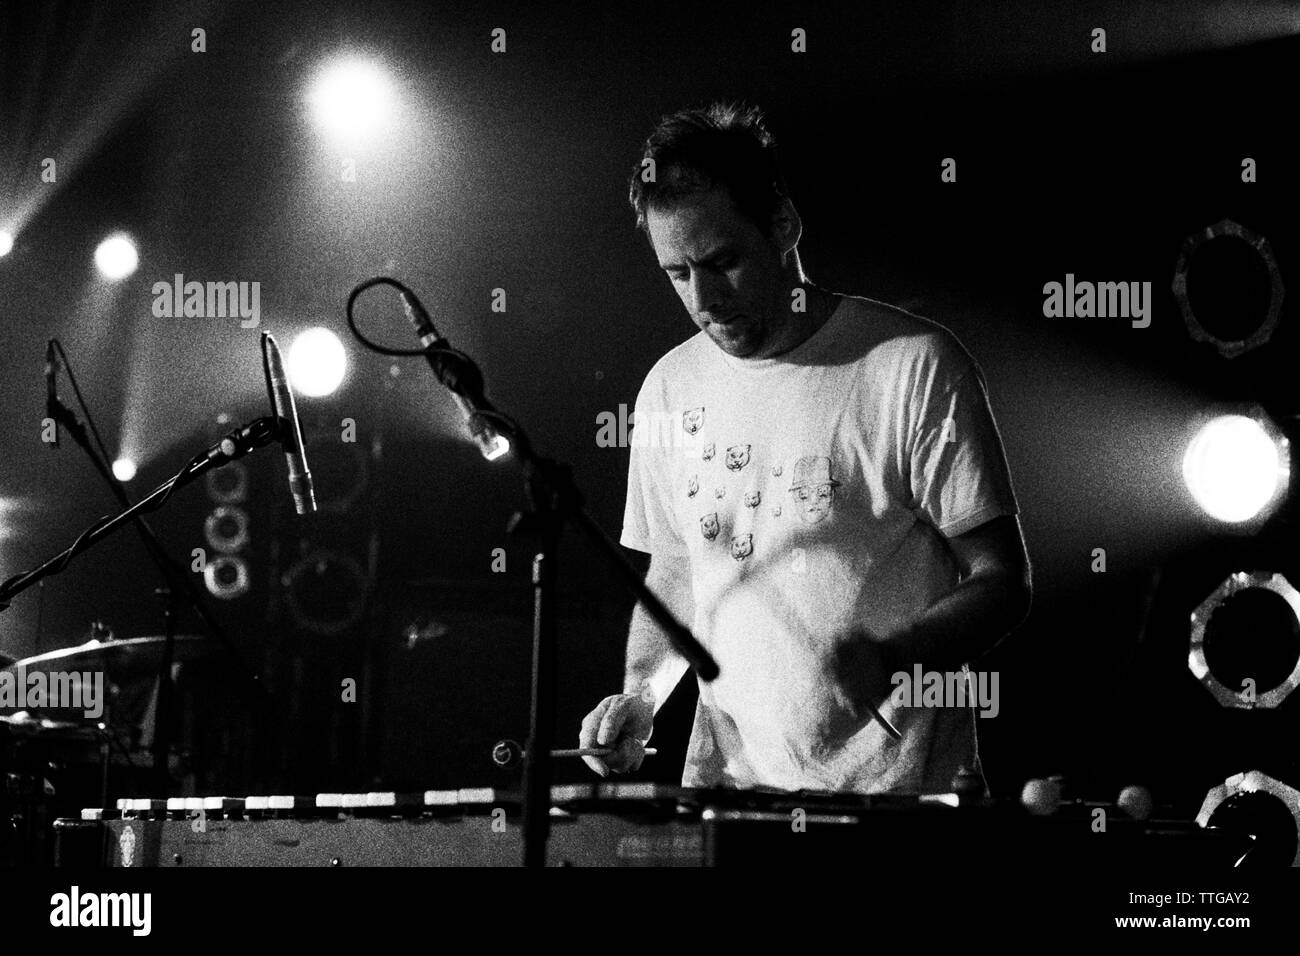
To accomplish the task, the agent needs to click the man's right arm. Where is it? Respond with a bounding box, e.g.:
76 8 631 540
622 553 693 714
579 552 694 775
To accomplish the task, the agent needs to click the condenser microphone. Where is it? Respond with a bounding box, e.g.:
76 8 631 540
399 289 509 461
261 332 317 515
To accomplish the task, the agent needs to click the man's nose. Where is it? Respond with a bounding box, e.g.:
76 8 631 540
687 270 725 316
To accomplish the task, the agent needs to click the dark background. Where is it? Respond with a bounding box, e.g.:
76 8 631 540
2 1 1298 810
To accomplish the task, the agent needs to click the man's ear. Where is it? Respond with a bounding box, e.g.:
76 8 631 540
768 197 802 256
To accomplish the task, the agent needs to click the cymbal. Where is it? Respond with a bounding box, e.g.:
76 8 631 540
1 635 212 729
0 711 99 736
1 634 211 682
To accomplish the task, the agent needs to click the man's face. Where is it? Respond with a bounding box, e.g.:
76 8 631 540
646 188 791 359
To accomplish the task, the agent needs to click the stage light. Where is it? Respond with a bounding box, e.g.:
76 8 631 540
287 327 347 397
1182 413 1290 524
1196 771 1300 867
1189 571 1300 709
0 230 13 257
1172 219 1284 360
111 458 137 482
308 58 393 143
94 233 139 280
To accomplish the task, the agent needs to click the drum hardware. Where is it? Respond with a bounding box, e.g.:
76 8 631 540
1 627 220 864
4 339 271 734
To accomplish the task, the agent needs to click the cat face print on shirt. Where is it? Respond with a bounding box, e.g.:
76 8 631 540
788 455 841 525
730 533 753 561
683 407 705 436
725 444 751 472
743 490 761 508
700 512 720 541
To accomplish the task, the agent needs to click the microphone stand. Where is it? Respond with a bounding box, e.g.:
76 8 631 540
45 398 273 792
401 316 719 868
0 416 282 618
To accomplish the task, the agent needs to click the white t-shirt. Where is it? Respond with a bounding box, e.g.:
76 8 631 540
620 294 1020 794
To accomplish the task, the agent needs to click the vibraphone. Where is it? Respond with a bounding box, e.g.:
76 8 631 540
53 784 1230 867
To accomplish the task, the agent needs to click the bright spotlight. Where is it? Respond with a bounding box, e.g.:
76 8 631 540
308 58 393 142
0 230 13 257
288 327 348 398
1183 413 1290 524
112 458 137 482
94 233 139 280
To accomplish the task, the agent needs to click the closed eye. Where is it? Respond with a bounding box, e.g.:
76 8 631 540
665 253 736 282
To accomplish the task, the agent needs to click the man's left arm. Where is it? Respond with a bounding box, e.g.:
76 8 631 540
883 513 1032 674
831 515 1031 722
833 336 1032 710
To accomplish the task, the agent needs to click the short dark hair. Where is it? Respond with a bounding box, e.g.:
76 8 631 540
628 101 789 235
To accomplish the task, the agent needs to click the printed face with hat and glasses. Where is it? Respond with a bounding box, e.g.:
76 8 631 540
788 455 840 525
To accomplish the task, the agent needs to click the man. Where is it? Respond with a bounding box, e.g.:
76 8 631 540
579 102 1031 794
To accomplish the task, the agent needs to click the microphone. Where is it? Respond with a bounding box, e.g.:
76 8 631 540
450 392 510 461
260 332 317 515
399 290 509 461
45 340 59 448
